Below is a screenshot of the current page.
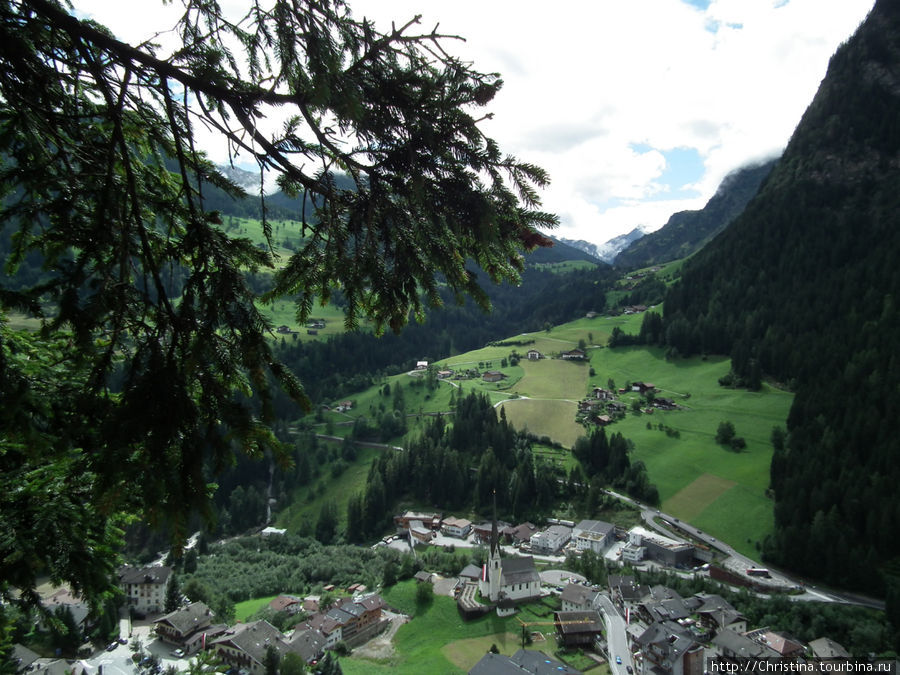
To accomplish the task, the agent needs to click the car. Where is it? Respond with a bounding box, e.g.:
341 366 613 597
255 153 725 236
627 667 634 674
171 649 185 658
616 656 622 664
118 637 128 644
106 642 118 652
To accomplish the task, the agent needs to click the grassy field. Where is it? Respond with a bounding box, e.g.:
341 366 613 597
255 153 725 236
587 345 793 557
498 399 584 449
234 595 278 622
340 581 570 675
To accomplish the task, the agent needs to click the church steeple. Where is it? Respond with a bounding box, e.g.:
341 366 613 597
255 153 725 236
488 489 501 602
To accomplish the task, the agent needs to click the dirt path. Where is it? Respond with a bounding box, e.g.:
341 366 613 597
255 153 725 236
352 610 409 660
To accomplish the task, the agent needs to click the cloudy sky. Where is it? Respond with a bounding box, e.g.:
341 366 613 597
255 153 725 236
75 0 875 246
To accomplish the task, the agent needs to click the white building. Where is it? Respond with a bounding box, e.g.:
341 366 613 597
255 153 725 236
479 515 541 611
530 524 572 555
573 519 615 554
441 517 472 538
118 565 172 615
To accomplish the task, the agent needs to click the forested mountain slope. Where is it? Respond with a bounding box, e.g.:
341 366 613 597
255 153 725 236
661 0 900 595
614 158 776 270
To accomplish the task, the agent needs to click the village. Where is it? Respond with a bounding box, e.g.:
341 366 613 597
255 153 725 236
13 504 863 675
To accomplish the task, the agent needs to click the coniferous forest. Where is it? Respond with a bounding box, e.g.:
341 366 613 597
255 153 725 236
660 0 900 596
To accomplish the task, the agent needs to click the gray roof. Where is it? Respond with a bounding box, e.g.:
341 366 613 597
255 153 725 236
809 637 850 659
211 620 284 666
154 602 212 635
469 649 582 675
460 564 482 580
574 519 614 536
288 628 327 663
500 556 540 586
554 610 603 636
713 628 776 659
118 565 172 586
560 583 597 607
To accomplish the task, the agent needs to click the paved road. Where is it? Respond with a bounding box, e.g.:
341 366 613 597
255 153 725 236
596 593 634 675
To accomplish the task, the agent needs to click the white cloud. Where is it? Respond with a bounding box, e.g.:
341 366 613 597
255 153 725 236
74 0 875 245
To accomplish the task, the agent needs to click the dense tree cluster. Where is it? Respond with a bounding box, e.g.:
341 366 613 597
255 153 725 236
0 0 558 634
658 0 900 595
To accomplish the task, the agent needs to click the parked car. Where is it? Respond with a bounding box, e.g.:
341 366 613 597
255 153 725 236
171 649 185 658
106 642 118 652
616 656 622 664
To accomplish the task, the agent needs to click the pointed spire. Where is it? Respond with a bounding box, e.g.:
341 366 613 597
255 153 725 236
491 489 499 557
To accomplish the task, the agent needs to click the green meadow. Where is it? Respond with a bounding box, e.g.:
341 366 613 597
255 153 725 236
340 581 572 675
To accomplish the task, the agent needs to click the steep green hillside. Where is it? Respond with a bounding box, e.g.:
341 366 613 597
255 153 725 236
662 0 900 592
615 158 776 270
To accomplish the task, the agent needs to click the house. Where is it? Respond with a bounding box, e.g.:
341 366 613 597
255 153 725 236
636 621 704 675
470 649 582 675
712 628 781 660
560 583 599 612
631 382 656 394
414 571 433 584
287 627 327 665
268 595 304 614
554 610 603 648
529 524 572 555
37 589 92 636
260 526 287 536
572 519 615 554
504 522 539 546
592 387 615 400
442 517 472 538
744 628 806 660
585 311 599 319
415 360 428 370
560 349 586 360
211 620 291 674
153 602 216 653
296 594 386 650
118 565 172 615
482 370 505 383
408 520 436 543
809 637 850 659
437 369 453 379
653 397 677 410
473 520 510 544
526 349 543 360
608 575 650 611
333 400 354 412
394 511 441 531
694 594 746 635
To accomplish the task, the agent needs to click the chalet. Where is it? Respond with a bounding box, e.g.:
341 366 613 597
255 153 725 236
415 360 428 370
554 610 604 648
636 621 704 675
269 594 303 614
572 519 615 554
592 387 615 400
631 381 656 394
585 311 599 319
118 565 172 615
287 627 327 665
654 397 677 410
437 369 453 379
608 574 650 611
394 511 440 531
713 628 781 660
694 594 746 635
529 524 572 555
473 520 510 544
560 348 586 360
211 620 306 674
414 571 433 584
408 520 435 543
482 370 505 382
333 400 354 412
441 516 472 538
745 628 806 660
560 583 599 612
154 602 225 654
276 325 293 334
526 349 543 360
595 414 612 426
504 522 539 546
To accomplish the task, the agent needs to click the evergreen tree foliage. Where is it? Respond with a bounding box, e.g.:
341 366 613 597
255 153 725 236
659 0 900 591
0 0 555 618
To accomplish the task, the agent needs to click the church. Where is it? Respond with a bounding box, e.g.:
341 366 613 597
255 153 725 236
478 509 542 613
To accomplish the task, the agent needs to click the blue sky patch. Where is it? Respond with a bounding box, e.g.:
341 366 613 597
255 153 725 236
680 0 712 9
629 144 705 201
